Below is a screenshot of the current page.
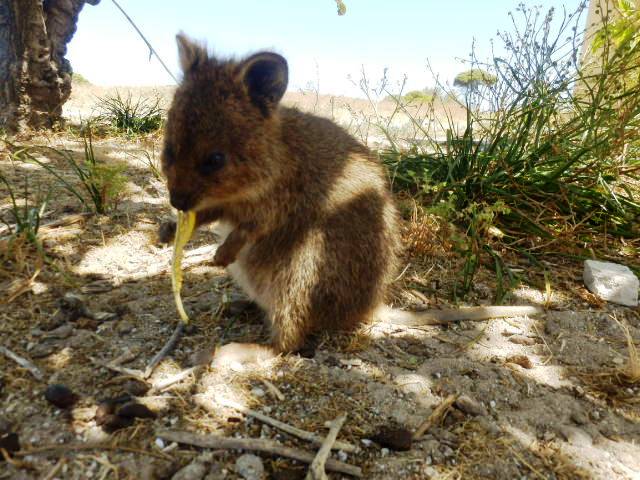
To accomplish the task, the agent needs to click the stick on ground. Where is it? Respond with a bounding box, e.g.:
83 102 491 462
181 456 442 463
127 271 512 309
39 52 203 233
214 396 357 453
156 430 362 478
413 394 458 439
144 321 185 378
0 345 44 381
306 413 348 480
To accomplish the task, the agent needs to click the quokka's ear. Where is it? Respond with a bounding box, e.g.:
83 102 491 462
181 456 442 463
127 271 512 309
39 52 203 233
238 52 288 116
176 32 207 73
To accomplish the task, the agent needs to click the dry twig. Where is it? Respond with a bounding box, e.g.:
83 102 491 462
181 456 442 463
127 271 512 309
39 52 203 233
0 345 44 381
413 394 458 439
213 396 357 453
306 413 347 480
156 430 362 477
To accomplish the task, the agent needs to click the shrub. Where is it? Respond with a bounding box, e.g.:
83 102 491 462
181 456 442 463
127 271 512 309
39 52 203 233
98 91 164 135
381 3 640 298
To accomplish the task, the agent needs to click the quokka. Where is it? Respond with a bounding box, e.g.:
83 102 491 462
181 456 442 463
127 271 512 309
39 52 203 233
160 34 540 365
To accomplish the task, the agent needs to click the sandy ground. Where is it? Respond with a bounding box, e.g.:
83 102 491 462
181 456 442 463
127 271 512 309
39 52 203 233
0 86 638 479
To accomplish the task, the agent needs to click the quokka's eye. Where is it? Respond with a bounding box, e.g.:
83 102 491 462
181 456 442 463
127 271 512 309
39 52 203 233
200 152 226 175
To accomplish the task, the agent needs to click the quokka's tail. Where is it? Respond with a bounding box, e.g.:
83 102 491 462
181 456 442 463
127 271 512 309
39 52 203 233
377 305 543 326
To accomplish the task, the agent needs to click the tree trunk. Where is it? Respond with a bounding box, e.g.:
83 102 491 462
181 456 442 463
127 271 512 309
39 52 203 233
0 0 100 132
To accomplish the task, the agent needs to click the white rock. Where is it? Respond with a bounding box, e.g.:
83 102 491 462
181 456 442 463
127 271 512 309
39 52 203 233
172 461 207 480
235 454 264 480
583 260 639 307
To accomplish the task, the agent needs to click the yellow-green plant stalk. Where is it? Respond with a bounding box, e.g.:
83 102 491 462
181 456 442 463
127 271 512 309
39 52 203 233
172 210 196 322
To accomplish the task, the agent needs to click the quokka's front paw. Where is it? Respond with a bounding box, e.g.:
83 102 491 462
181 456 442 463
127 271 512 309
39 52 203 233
157 221 177 244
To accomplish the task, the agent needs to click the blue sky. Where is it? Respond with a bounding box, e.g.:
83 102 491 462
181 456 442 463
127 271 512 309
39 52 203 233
68 0 585 96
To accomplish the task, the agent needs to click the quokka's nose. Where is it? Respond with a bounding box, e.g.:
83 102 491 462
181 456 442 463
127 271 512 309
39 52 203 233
169 191 193 211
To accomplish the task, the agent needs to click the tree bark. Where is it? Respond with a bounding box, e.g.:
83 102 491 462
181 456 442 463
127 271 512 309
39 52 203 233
0 0 100 132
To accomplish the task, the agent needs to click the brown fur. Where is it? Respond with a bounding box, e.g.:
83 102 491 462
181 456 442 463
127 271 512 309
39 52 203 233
161 34 400 359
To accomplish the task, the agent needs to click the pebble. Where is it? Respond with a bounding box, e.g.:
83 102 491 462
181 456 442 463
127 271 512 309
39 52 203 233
235 453 264 480
455 395 488 416
337 450 348 462
371 426 413 451
172 460 207 480
44 384 78 409
155 437 165 449
361 438 373 447
251 387 266 398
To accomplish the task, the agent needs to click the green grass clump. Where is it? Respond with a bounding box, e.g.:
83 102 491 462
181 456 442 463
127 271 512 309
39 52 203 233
0 172 48 248
98 91 164 135
6 125 128 215
381 3 640 298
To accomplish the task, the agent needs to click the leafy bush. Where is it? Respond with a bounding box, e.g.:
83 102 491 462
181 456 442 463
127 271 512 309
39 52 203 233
381 3 640 298
0 172 48 248
98 91 164 135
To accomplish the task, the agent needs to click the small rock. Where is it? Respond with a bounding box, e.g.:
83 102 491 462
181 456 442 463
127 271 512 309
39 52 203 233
506 354 533 369
570 411 589 426
124 380 150 396
421 466 439 479
361 438 373 447
172 461 207 480
29 342 58 358
251 387 266 398
508 335 537 346
371 426 413 451
43 323 74 339
0 432 20 457
455 395 488 416
44 384 78 409
583 260 639 306
337 450 348 462
155 437 165 449
235 453 264 480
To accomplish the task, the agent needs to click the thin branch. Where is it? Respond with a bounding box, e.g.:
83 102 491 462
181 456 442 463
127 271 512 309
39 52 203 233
156 430 362 477
306 413 348 480
212 396 357 453
0 346 44 381
110 0 179 84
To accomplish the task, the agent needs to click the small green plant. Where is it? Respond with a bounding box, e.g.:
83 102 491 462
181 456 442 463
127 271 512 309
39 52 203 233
0 172 49 249
98 91 164 135
6 125 128 214
139 148 163 181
